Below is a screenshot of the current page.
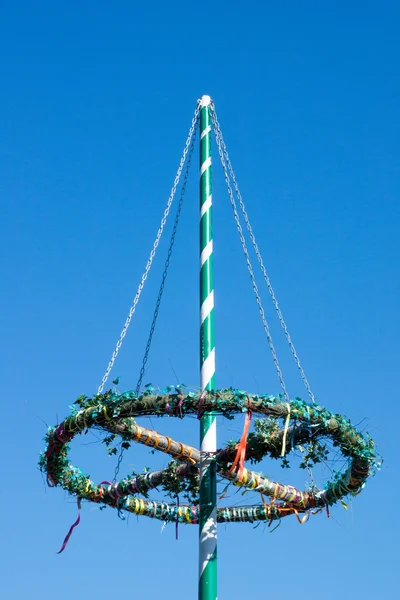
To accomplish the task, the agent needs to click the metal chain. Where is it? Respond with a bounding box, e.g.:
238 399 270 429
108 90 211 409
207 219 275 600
111 109 199 484
211 110 290 402
135 113 199 395
211 107 316 405
112 445 125 483
97 105 200 394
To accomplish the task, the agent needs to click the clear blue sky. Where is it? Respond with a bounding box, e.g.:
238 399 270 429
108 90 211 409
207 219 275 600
1 1 398 598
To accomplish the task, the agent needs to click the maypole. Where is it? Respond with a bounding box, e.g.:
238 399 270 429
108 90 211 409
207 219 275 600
199 94 217 600
40 96 378 600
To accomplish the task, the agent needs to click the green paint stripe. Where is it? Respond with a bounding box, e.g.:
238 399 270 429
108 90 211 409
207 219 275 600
201 412 216 430
200 210 212 252
200 169 212 191
200 414 215 428
199 504 215 529
207 374 216 391
200 261 214 304
200 311 215 349
200 135 211 161
200 311 215 354
199 555 217 596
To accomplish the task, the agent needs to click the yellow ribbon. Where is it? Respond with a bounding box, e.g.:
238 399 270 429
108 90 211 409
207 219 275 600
103 406 111 421
144 431 153 446
184 508 191 524
294 509 309 524
133 426 142 442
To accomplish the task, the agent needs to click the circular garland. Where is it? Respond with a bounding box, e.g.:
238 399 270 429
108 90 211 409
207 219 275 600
40 388 377 526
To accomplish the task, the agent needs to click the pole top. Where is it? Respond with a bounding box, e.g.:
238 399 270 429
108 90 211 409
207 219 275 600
199 95 212 107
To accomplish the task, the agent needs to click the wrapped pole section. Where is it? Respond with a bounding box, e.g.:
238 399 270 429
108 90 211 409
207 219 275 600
199 94 217 600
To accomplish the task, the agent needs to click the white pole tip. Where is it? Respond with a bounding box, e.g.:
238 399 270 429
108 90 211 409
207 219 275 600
200 95 212 107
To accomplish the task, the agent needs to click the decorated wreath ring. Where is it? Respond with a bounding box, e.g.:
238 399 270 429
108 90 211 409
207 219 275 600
40 388 376 530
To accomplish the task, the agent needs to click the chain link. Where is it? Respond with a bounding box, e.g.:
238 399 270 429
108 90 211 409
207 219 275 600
211 109 290 402
112 445 125 483
97 105 200 394
211 107 316 405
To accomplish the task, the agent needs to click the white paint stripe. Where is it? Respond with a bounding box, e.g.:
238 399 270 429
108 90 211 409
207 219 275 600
200 348 215 390
200 194 212 219
200 156 212 176
199 455 213 479
201 125 211 139
200 291 214 325
200 240 213 267
200 416 216 454
199 509 217 577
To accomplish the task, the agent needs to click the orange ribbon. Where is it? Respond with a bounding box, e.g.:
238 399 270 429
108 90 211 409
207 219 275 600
228 398 252 480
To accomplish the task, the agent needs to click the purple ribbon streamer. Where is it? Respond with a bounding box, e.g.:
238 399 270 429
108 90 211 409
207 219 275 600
57 497 82 554
197 391 206 420
175 395 184 418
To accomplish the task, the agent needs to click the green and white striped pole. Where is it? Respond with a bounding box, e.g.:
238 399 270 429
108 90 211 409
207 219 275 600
199 94 217 600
